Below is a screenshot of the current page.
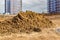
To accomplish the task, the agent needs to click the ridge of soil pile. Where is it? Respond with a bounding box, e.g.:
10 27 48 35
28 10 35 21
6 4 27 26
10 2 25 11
0 11 54 34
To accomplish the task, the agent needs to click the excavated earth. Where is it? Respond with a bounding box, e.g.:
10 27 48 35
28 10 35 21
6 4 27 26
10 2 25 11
0 11 54 34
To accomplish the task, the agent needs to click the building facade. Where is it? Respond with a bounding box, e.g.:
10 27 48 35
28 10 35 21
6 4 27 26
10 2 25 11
5 0 11 13
48 0 60 13
5 0 22 14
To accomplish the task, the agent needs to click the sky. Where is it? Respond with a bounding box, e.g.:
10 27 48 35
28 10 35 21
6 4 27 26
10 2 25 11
0 0 47 13
22 0 48 13
0 0 5 13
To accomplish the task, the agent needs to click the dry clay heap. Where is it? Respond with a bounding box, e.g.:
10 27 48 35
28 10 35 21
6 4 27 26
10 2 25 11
0 11 54 34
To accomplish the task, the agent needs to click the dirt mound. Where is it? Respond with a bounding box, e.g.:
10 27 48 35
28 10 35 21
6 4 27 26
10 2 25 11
0 11 54 34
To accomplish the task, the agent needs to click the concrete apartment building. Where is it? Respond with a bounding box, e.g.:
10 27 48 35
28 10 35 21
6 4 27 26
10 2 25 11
5 0 22 14
5 0 11 13
48 0 60 13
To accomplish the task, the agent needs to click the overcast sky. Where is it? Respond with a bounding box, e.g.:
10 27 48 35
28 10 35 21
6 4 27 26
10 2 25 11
0 0 47 13
22 0 48 13
0 0 5 13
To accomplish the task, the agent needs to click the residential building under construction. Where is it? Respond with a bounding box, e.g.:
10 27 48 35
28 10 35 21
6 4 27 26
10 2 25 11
48 0 60 13
5 0 22 14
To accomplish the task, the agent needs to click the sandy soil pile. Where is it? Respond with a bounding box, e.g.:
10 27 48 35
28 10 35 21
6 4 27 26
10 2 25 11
0 11 54 34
